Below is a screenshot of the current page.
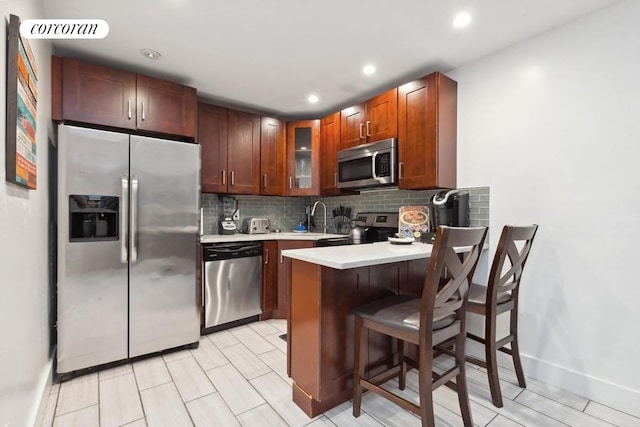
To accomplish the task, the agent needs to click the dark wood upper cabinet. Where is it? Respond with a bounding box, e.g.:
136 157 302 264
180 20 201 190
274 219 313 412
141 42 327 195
199 104 261 195
260 116 286 196
136 75 197 139
340 88 397 149
198 103 228 193
227 110 261 194
53 56 197 139
365 89 397 142
59 57 137 130
397 72 457 190
339 103 365 150
320 112 341 196
287 119 320 196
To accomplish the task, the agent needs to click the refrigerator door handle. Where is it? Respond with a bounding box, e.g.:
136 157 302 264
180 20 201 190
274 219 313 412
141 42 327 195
121 175 129 263
130 175 139 263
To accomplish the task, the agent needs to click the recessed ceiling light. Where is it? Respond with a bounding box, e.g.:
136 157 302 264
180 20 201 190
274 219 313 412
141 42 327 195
141 49 162 60
453 12 472 28
308 94 319 103
363 64 376 75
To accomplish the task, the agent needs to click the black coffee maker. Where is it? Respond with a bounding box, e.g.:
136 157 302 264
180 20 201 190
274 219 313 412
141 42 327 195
424 190 470 243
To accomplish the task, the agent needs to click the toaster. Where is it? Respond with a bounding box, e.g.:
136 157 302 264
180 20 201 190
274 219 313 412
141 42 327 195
241 217 271 234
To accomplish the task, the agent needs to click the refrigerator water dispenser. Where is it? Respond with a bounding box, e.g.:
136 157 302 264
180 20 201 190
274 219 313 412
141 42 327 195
69 195 119 241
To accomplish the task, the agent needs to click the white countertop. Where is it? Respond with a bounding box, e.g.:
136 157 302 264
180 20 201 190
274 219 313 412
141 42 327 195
282 241 484 270
200 232 344 244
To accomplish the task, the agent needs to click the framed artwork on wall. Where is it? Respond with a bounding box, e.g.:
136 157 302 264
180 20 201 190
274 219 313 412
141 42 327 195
5 14 38 190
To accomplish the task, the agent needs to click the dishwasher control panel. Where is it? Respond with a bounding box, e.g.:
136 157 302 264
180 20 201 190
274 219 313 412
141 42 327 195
203 242 263 261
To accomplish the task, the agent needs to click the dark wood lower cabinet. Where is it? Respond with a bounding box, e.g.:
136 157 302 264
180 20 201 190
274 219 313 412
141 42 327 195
262 241 278 314
289 259 424 417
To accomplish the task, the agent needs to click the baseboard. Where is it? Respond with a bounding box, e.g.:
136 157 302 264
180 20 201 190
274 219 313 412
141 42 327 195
522 353 640 418
31 358 54 427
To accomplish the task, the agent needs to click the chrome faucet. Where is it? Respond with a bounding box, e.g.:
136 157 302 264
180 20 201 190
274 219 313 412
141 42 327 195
310 200 328 234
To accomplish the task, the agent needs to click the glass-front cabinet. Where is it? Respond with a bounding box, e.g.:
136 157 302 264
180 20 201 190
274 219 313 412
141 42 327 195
287 119 320 196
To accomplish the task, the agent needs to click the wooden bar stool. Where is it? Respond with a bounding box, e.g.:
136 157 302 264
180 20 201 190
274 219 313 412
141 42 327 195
352 226 487 427
466 224 538 407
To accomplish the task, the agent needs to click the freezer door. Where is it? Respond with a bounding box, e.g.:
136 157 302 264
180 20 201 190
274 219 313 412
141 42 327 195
129 135 200 357
57 125 130 373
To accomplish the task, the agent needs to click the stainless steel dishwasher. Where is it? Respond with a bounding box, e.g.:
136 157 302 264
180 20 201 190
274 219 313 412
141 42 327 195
203 242 263 329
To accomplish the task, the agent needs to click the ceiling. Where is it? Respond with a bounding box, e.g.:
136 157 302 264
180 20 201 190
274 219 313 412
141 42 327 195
42 0 621 120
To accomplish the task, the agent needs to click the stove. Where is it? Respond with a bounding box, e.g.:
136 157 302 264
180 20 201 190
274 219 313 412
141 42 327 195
316 212 398 247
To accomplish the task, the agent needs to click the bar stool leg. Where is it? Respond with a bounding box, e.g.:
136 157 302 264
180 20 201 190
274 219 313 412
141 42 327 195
455 322 473 427
418 345 436 427
398 339 406 390
485 311 504 408
352 316 367 417
510 308 527 388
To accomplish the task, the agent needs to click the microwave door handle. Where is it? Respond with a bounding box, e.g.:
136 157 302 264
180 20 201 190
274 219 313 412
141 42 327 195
371 151 380 181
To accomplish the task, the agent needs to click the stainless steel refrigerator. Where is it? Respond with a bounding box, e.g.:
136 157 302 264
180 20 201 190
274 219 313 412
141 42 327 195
56 124 200 374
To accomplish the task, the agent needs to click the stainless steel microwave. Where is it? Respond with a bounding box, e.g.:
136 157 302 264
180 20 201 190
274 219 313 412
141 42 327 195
337 138 397 189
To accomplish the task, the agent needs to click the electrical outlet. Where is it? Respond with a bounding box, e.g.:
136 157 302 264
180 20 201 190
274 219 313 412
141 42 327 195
232 209 239 220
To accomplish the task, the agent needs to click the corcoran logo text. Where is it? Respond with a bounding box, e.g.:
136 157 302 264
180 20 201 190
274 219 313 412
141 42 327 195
20 19 109 39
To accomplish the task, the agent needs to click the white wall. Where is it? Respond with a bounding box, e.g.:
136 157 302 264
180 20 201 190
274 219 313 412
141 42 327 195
450 0 640 417
0 1 53 426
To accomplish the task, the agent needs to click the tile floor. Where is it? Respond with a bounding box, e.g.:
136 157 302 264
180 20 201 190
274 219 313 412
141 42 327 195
41 319 639 426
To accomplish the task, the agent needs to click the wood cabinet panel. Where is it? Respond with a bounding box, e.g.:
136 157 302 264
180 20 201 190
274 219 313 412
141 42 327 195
320 112 341 196
289 260 406 412
61 57 137 130
273 240 315 320
56 56 197 139
227 110 261 194
260 117 286 196
365 88 397 142
262 241 279 313
318 267 366 400
276 240 315 377
136 75 197 138
198 103 228 193
287 120 320 196
340 104 365 149
340 88 397 149
398 72 457 189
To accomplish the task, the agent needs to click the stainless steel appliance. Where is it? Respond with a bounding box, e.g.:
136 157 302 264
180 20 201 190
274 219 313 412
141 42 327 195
317 212 399 246
56 124 200 375
240 217 271 234
202 242 263 329
337 138 396 189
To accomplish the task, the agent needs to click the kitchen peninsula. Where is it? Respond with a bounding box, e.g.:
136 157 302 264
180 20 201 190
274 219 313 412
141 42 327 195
281 241 482 417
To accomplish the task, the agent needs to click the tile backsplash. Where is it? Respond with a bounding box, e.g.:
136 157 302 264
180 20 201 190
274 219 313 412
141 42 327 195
201 186 489 235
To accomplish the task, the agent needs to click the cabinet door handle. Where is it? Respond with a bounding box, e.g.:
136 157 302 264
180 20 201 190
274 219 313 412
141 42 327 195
289 176 293 190
127 100 132 120
359 123 364 140
263 174 267 188
334 172 337 187
222 170 227 185
265 248 269 265
231 171 235 186
398 162 404 180
280 250 284 264
141 101 146 121
366 120 371 137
